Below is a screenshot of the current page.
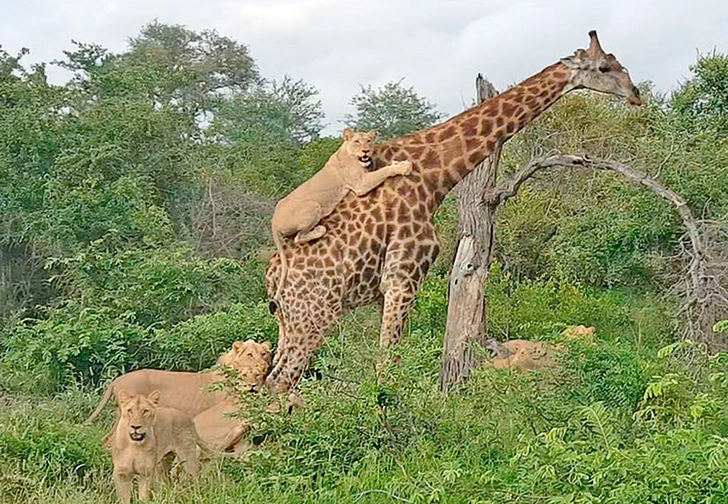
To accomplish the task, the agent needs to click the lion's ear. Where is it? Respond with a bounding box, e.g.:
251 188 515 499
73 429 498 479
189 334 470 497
342 128 354 141
148 390 161 407
262 341 271 351
118 390 131 405
367 130 379 141
232 341 244 353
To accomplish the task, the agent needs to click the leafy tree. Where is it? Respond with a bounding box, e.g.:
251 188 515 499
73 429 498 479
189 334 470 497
345 79 444 139
125 21 260 114
213 75 324 148
0 45 28 84
58 20 260 118
0 48 71 314
671 51 728 134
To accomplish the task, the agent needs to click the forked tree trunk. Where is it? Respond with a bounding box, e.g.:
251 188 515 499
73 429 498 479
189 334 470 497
439 74 502 391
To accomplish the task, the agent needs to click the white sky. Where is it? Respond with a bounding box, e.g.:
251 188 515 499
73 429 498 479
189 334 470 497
2 0 727 134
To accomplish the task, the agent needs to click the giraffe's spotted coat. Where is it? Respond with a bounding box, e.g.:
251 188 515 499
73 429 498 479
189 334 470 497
265 38 642 393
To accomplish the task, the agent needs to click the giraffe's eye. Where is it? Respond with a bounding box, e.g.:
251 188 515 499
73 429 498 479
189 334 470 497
598 64 611 73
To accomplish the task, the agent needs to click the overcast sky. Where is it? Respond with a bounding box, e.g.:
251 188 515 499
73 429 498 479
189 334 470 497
2 0 727 134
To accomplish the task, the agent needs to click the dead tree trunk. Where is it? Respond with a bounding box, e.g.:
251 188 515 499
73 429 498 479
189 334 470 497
439 74 502 391
487 154 728 350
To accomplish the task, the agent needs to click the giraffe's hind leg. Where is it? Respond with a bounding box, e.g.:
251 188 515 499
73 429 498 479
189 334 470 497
376 239 436 355
378 282 416 350
375 282 418 432
375 236 438 430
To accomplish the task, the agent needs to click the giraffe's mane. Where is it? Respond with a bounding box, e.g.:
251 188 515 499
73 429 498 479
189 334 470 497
378 62 565 149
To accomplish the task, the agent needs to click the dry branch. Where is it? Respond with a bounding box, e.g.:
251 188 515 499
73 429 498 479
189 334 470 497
488 154 728 349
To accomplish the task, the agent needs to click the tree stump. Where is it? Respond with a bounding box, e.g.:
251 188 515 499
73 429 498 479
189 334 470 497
439 74 502 391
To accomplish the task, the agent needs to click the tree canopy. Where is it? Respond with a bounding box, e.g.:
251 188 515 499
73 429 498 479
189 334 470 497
345 79 444 139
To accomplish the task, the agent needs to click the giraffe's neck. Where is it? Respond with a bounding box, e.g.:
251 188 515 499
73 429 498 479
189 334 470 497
387 62 572 203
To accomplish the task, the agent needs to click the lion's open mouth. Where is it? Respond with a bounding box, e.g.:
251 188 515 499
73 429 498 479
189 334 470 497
358 155 372 167
129 432 146 442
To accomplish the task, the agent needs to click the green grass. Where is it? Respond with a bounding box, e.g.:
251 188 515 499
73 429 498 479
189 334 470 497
2 276 728 503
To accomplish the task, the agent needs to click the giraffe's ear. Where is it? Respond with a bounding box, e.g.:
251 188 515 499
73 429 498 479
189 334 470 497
560 49 590 70
367 130 379 141
342 128 354 141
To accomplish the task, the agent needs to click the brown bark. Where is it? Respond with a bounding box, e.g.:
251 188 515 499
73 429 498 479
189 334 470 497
439 74 502 391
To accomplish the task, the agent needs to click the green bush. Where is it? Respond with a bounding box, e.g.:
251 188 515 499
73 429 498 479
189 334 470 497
0 277 718 504
45 245 267 327
0 247 272 392
484 262 635 341
0 301 275 393
146 301 278 372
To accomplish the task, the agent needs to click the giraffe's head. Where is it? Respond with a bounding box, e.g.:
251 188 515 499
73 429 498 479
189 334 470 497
265 327 318 394
560 30 642 106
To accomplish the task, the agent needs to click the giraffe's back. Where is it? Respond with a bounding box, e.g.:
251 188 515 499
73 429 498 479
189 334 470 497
265 181 439 315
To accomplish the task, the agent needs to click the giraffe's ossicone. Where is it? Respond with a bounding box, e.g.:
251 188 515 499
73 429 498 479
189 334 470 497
265 30 642 394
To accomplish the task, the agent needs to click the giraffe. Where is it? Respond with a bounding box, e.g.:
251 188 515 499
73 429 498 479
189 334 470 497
264 31 642 393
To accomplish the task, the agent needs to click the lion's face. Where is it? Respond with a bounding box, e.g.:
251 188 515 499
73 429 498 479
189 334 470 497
217 340 272 388
341 128 378 168
117 390 160 442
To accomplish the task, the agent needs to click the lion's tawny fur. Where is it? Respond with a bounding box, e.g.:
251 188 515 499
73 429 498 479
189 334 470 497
106 390 204 503
85 340 271 424
270 128 412 302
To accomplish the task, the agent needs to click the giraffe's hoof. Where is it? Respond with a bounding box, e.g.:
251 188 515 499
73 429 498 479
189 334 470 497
287 392 306 410
268 299 279 315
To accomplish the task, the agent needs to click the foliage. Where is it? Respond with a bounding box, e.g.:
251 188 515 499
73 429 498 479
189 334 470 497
497 83 728 287
3 277 727 503
0 393 110 503
59 20 260 116
213 76 324 147
1 20 728 504
0 299 276 393
671 51 728 135
0 245 271 392
345 79 444 139
715 320 728 334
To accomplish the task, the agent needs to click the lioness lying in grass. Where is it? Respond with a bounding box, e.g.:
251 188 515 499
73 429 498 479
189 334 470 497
85 339 271 424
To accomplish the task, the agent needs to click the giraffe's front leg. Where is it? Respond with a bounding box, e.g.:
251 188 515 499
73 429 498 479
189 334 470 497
266 301 340 395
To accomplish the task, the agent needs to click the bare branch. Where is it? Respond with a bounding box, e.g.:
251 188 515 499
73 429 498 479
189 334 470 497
488 154 728 350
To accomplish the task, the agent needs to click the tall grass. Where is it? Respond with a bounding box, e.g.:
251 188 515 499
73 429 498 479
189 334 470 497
6 274 727 503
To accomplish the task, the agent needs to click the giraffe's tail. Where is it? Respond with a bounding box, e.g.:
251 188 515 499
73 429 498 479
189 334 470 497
271 227 288 313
